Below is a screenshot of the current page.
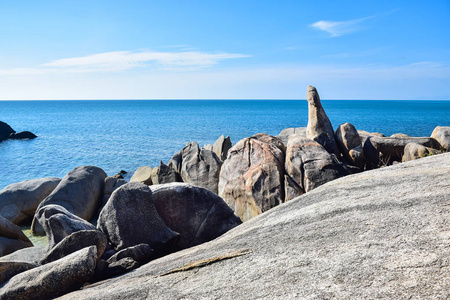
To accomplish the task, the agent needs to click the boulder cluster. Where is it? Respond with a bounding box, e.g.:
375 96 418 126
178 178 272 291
0 121 37 142
0 85 449 298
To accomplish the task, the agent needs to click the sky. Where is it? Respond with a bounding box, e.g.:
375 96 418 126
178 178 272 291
0 0 449 100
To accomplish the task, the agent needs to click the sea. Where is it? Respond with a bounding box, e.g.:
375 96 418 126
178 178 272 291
1 100 449 191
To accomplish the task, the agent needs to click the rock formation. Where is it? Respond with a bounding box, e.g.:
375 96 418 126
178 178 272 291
130 166 153 185
0 215 33 257
402 142 440 162
0 121 37 142
431 126 450 150
212 135 232 161
150 161 180 185
335 122 365 169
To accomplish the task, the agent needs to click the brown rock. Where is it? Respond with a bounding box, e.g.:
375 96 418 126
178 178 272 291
130 166 153 185
402 142 440 162
431 126 450 151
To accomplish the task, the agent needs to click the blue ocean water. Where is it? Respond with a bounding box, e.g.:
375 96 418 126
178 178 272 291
1 100 449 190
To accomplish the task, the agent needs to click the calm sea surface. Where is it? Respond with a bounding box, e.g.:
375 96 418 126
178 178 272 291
1 100 449 190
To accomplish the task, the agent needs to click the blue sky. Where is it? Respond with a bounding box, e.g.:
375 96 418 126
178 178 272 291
0 0 449 100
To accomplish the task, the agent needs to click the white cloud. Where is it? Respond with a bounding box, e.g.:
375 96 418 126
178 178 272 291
310 16 374 37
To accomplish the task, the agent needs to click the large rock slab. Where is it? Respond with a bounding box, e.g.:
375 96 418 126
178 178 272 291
0 246 97 300
32 166 106 235
151 183 241 250
0 215 33 257
97 182 179 254
0 177 61 225
306 85 340 156
61 153 450 300
218 133 286 222
431 126 450 151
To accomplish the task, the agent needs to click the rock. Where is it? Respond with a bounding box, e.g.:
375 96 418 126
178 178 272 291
150 161 180 185
0 261 39 285
335 123 364 169
361 136 380 169
0 177 61 225
0 121 15 142
285 135 348 193
390 133 410 138
203 144 213 151
212 135 232 161
130 166 153 185
97 182 179 254
402 142 440 162
284 174 304 201
169 142 222 194
32 166 107 235
431 126 450 151
9 131 37 140
102 176 127 207
358 130 385 138
95 257 140 280
0 246 46 264
369 136 440 161
106 243 153 264
0 215 33 257
41 230 107 264
151 183 242 250
278 127 307 136
35 205 97 250
218 133 286 222
0 246 97 300
306 85 340 156
60 153 450 300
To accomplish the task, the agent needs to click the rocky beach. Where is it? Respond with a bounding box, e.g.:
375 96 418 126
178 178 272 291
0 86 449 299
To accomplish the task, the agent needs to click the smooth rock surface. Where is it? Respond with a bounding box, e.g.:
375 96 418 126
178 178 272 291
218 133 286 222
0 246 97 300
150 161 179 185
335 122 364 169
0 177 61 225
130 166 153 185
212 135 232 161
61 153 450 300
0 215 33 257
402 142 440 162
431 126 450 150
0 246 46 264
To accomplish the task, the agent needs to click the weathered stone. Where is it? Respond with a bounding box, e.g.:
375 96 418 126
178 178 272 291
150 161 180 185
347 145 365 169
35 205 97 250
130 166 153 185
390 133 410 138
169 142 222 194
278 127 307 137
212 135 232 161
0 121 15 142
106 243 153 264
370 136 440 161
431 126 450 150
95 257 140 280
284 174 304 201
358 130 385 138
102 176 127 207
0 261 39 285
306 85 340 156
0 246 46 264
335 123 364 169
0 177 61 225
9 131 37 140
285 135 348 193
41 230 107 264
97 182 179 254
361 136 380 170
151 183 242 250
32 166 107 235
402 142 440 162
0 246 97 300
60 153 450 300
0 215 33 257
218 133 286 222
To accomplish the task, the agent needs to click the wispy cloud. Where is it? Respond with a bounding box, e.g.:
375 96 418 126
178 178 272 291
310 15 375 37
0 50 250 75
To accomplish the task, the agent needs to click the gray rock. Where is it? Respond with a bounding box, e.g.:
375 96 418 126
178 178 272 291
218 133 286 222
150 161 180 185
60 153 450 300
335 122 364 169
431 126 450 150
370 136 440 161
41 230 107 264
95 257 140 280
0 246 97 300
102 176 127 207
35 205 97 250
9 131 37 140
278 127 307 136
212 135 232 161
106 243 153 264
306 86 340 156
151 183 242 250
0 246 46 264
169 142 222 194
358 130 385 138
402 142 440 162
390 133 410 138
130 166 153 185
361 136 380 169
32 166 107 235
0 214 33 257
0 177 61 225
0 121 15 142
97 182 179 254
0 261 39 285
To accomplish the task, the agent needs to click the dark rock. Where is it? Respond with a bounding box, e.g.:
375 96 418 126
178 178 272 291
130 166 153 185
369 136 440 161
32 166 106 235
0 246 46 264
106 243 153 264
0 215 33 257
0 177 61 225
361 136 380 169
41 230 107 264
306 86 340 156
431 126 450 151
0 261 39 285
212 135 232 161
94 257 140 280
151 183 242 250
0 246 97 300
218 133 286 222
284 173 304 201
402 142 440 162
102 176 127 207
335 123 364 169
9 131 37 140
97 182 179 253
151 161 180 185
0 121 15 142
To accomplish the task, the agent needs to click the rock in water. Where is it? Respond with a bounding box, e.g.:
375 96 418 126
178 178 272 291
31 166 107 235
130 166 153 185
335 123 365 169
151 183 241 250
218 133 286 222
431 126 450 151
0 177 61 225
0 121 15 141
97 182 179 254
212 135 232 161
9 131 37 140
0 246 97 300
306 85 340 157
0 215 33 257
